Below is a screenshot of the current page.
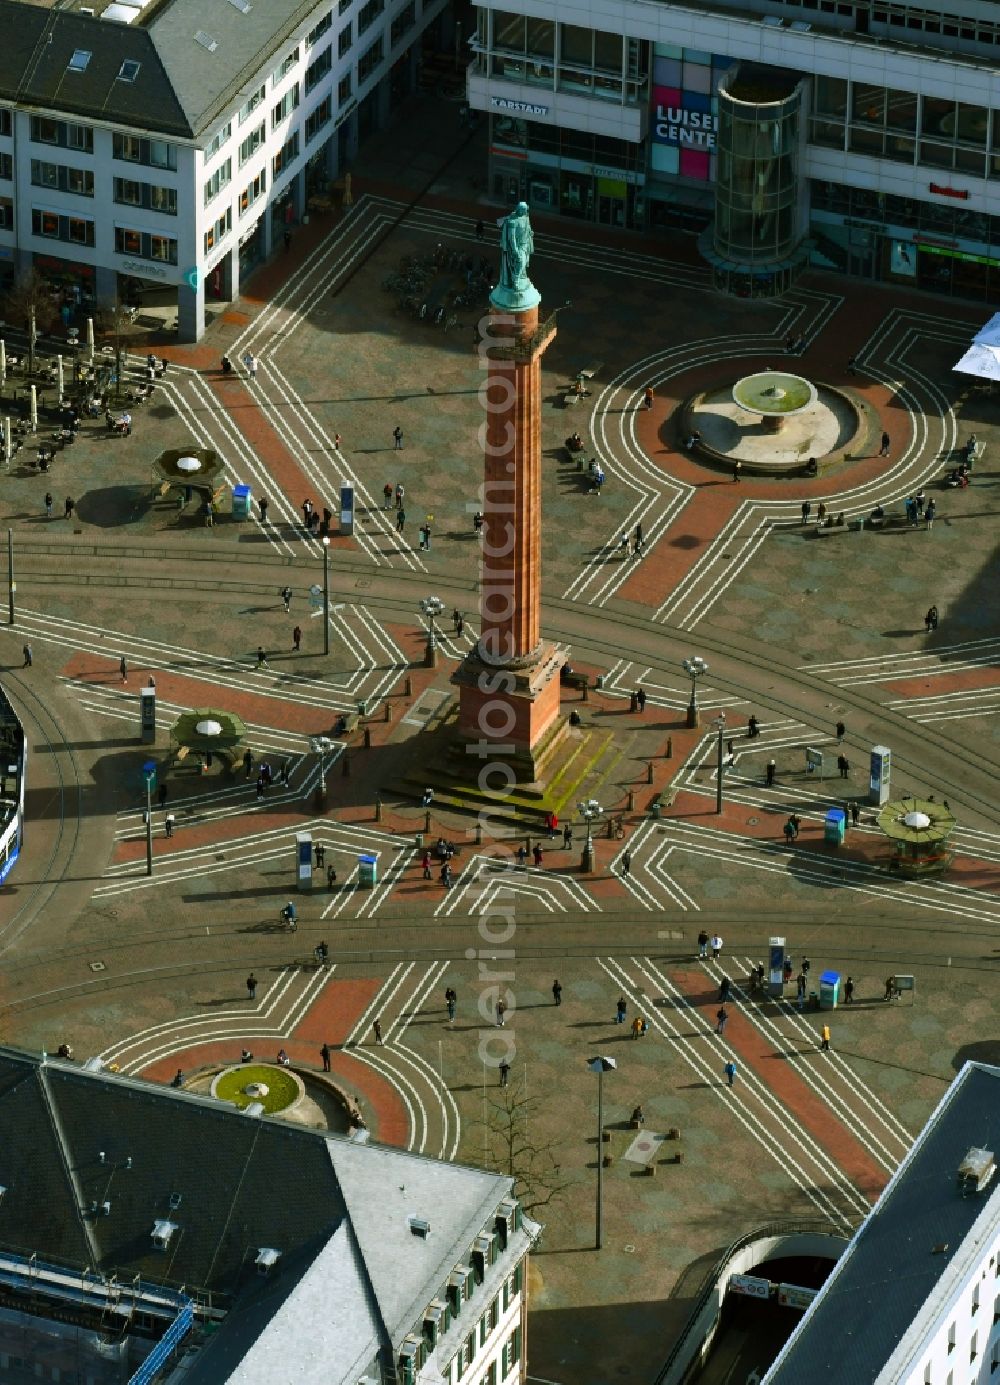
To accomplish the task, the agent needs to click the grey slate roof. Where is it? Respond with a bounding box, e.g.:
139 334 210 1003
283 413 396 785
0 2 191 137
0 0 321 138
0 1047 520 1383
765 1062 1000 1384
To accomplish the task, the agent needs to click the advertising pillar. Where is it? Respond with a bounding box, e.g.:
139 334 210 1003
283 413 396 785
869 745 891 806
768 936 785 998
296 831 313 891
140 688 156 744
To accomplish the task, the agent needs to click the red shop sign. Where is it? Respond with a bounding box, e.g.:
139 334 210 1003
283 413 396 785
929 182 970 200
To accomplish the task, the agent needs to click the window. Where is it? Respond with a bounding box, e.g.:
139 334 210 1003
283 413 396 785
948 1321 956 1354
32 209 94 245
358 35 383 82
358 0 383 34
338 22 352 56
114 177 142 205
306 44 333 90
0 153 11 180
305 96 332 141
338 0 351 13
0 109 11 138
31 117 61 145
0 197 12 231
239 169 266 215
338 73 352 104
204 121 232 159
114 133 141 162
273 46 299 83
239 123 265 165
501 1327 522 1375
272 83 300 127
204 206 232 253
149 185 177 214
971 1329 978 1362
238 85 266 124
272 132 299 176
973 1284 981 1316
149 234 176 262
115 226 142 255
148 139 176 170
390 3 414 44
66 123 93 152
204 158 232 205
30 161 93 196
118 59 141 83
306 10 332 45
68 49 92 73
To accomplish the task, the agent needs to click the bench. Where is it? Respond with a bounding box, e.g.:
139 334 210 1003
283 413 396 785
561 671 588 692
332 712 360 737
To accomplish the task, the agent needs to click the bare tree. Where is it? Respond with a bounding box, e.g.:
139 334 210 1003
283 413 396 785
5 270 58 376
476 1073 574 1216
97 299 133 405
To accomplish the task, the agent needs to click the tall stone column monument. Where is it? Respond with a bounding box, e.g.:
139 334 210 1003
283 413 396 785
452 202 565 782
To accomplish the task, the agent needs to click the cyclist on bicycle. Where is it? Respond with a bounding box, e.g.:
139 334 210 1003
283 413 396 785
281 901 297 928
315 940 329 965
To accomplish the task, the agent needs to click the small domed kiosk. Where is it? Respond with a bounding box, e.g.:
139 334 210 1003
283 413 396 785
877 796 956 876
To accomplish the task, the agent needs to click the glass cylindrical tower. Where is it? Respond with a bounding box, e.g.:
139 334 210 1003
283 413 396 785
713 65 804 285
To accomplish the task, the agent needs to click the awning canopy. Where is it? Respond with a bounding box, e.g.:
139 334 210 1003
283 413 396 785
953 312 1000 378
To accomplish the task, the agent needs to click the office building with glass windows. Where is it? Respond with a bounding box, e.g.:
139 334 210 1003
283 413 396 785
0 0 451 338
466 0 1000 300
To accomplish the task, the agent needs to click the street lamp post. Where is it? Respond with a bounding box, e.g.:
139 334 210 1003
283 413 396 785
144 768 154 877
682 655 709 729
578 798 601 872
310 735 332 809
715 711 727 815
587 1056 617 1249
322 536 331 656
419 595 445 669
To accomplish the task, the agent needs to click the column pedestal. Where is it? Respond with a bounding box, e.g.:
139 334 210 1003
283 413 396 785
453 642 565 783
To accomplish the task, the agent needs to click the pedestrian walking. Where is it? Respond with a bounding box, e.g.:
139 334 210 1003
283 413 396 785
256 646 269 669
383 482 393 509
281 586 292 613
256 495 268 524
820 1024 831 1051
283 229 292 252
499 1059 510 1088
243 749 253 779
44 492 53 518
246 973 257 999
373 1018 383 1043
421 851 432 880
396 508 406 533
925 500 937 530
243 352 257 380
631 1016 643 1039
643 385 654 410
724 1060 737 1087
616 997 627 1025
839 755 850 780
844 976 855 1003
747 714 760 738
292 625 302 651
563 824 573 849
315 842 325 868
711 933 724 959
21 644 31 668
301 499 313 527
766 759 776 787
456 613 464 638
447 991 457 1022
879 430 890 457
395 483 405 510
321 1043 331 1071
164 812 175 837
621 849 632 877
326 863 337 888
850 801 860 826
496 997 506 1027
158 784 168 808
732 461 742 483
64 496 75 520
419 523 429 551
119 656 128 684
619 531 630 558
801 501 811 523
835 720 845 742
393 425 403 450
633 523 644 556
636 687 647 713
256 777 265 801
532 843 543 867
698 929 710 959
552 979 562 1005
171 1069 184 1088
716 1005 728 1035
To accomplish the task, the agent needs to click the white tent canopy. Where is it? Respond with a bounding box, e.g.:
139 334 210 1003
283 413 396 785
954 312 1000 379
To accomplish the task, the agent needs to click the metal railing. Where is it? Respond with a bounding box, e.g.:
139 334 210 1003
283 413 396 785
128 1300 194 1385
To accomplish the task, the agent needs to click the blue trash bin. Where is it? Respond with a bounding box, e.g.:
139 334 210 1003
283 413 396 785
819 970 840 1009
824 808 846 845
232 484 251 520
358 853 377 887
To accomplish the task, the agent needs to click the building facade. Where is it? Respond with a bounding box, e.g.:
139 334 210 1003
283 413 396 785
764 1062 1000 1384
0 1046 538 1384
0 0 451 339
465 0 1000 301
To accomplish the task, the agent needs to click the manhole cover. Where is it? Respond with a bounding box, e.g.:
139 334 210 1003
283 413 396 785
89 961 106 972
355 577 372 589
623 1244 636 1253
747 817 758 824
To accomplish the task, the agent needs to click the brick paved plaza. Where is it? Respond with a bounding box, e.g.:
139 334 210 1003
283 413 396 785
1 95 999 1385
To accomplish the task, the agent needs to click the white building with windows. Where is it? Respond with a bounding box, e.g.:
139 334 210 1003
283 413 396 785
0 1044 538 1384
764 1062 1000 1384
0 0 449 338
465 0 1000 301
